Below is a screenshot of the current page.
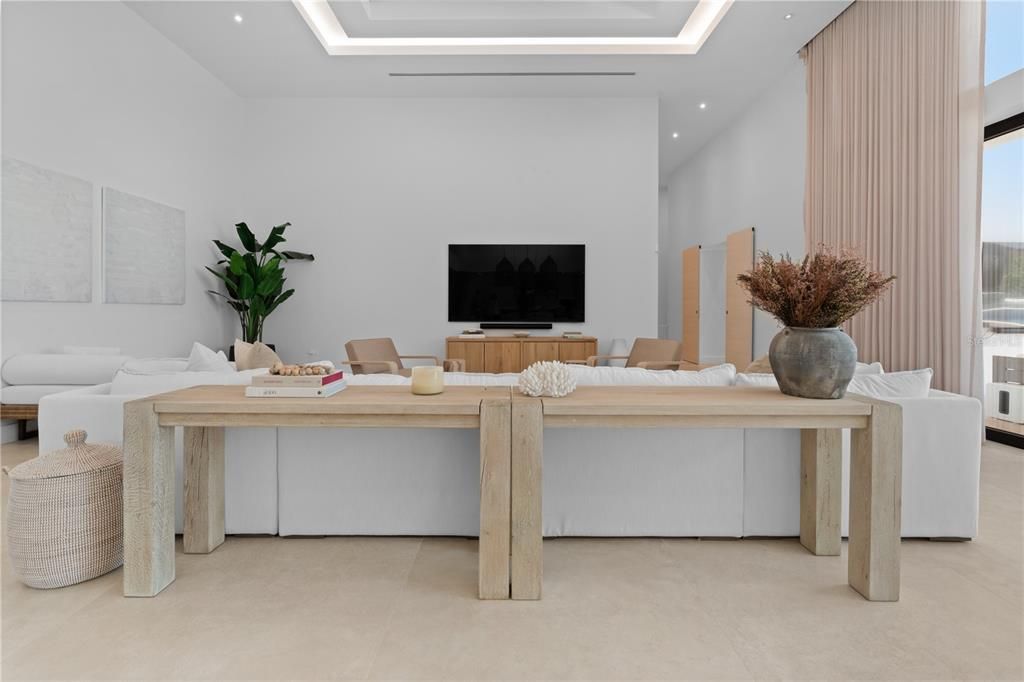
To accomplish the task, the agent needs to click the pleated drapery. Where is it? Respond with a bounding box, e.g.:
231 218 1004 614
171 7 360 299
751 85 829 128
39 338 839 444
803 0 985 395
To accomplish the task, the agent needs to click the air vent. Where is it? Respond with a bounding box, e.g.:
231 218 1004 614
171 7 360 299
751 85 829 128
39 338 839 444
388 72 636 77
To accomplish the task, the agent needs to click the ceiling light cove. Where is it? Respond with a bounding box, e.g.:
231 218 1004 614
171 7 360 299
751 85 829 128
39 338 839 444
293 0 734 56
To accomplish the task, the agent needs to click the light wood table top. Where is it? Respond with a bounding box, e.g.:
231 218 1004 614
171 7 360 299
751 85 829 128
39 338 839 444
141 385 510 428
524 385 872 429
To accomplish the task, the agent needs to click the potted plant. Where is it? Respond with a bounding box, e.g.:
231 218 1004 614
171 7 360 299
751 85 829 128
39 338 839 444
737 247 895 399
206 222 314 344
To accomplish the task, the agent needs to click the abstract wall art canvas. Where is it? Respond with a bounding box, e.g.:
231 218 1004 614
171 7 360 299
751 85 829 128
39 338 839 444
2 158 93 302
102 188 185 304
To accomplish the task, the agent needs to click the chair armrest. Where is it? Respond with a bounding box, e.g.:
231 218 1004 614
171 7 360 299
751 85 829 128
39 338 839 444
637 360 688 370
585 355 629 367
564 360 588 365
398 355 441 366
339 359 399 374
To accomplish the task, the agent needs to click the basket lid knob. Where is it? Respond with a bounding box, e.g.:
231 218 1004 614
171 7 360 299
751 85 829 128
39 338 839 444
64 430 87 447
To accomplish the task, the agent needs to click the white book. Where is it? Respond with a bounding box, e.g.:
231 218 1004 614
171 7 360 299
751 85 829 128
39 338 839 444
245 380 347 398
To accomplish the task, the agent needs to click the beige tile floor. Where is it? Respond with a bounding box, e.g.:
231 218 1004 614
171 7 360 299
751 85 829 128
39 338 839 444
1 438 1022 681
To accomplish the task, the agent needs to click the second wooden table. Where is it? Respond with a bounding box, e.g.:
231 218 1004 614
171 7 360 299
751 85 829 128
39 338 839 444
509 386 902 602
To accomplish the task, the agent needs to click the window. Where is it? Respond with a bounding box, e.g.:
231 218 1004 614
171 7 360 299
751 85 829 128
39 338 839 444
985 0 1024 84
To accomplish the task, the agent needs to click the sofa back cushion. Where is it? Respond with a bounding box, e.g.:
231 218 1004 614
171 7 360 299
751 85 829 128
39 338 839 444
735 368 932 398
120 358 190 375
1 354 131 386
110 368 267 395
571 364 736 386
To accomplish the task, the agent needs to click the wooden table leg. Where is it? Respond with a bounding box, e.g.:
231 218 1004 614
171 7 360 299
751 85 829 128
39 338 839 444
511 397 543 600
800 428 842 556
183 426 225 554
848 398 902 601
123 400 176 597
479 398 511 599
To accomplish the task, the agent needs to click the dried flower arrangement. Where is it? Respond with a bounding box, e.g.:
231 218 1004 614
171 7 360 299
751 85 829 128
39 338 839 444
737 247 896 328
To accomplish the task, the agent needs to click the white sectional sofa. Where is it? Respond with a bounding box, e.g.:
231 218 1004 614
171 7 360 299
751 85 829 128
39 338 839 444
38 361 983 539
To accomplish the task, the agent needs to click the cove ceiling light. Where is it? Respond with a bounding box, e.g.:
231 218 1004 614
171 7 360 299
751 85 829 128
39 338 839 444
293 0 734 56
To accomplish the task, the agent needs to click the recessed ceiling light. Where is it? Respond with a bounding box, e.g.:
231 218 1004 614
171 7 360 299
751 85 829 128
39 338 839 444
784 13 793 20
672 132 680 139
234 13 243 23
698 102 708 110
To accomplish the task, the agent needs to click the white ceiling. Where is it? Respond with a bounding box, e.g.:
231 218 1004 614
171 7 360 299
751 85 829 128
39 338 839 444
126 0 851 180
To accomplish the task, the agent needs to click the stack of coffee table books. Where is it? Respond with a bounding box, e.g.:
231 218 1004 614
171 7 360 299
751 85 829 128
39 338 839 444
245 369 347 398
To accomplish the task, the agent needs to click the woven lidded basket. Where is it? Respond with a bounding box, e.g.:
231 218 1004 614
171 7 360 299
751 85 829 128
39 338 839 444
5 430 123 588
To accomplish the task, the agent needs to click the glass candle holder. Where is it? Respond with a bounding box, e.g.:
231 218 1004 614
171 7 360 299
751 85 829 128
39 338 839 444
411 365 444 395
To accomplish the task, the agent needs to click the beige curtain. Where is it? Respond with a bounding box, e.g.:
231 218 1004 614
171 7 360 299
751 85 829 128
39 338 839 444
803 0 985 395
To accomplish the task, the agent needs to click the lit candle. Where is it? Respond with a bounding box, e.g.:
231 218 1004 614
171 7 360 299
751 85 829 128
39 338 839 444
411 365 444 395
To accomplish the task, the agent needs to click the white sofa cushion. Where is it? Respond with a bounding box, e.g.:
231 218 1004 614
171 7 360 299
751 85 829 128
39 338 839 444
61 345 122 355
110 368 267 395
185 342 233 373
440 372 520 386
570 364 737 386
345 374 412 386
1 354 131 385
120 358 190 375
735 366 931 398
0 385 83 404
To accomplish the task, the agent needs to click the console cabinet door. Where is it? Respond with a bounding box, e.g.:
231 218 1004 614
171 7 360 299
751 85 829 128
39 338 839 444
484 342 522 373
447 341 485 372
522 342 559 367
558 341 594 364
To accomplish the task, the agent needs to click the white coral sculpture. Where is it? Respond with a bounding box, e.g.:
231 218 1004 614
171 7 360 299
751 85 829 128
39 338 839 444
518 361 577 398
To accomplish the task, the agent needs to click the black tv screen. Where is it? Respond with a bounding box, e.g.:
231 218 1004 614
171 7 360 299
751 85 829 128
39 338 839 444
448 244 585 323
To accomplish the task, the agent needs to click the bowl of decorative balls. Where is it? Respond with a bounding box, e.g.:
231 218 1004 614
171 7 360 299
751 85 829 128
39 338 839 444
245 361 347 398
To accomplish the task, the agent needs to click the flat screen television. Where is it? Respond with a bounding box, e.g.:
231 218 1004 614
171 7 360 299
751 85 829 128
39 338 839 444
448 244 585 323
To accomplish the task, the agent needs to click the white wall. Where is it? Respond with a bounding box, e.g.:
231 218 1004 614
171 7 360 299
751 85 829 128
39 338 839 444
241 98 659 363
664 58 807 358
2 5 659 384
1 1 244 362
657 186 670 339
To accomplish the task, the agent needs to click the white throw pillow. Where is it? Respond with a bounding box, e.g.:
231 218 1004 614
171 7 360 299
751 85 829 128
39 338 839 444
856 361 885 375
185 342 233 373
570 364 736 387
848 369 932 399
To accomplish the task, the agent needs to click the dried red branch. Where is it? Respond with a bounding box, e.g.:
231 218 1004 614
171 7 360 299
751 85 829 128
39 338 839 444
736 246 896 328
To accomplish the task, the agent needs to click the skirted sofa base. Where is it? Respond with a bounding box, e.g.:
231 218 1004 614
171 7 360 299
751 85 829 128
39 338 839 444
38 368 982 540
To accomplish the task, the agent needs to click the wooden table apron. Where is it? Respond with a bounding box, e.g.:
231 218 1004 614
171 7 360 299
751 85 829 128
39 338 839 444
121 385 513 600
508 386 903 602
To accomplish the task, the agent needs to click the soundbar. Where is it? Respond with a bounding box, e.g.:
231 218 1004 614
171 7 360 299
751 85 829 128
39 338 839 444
480 322 553 330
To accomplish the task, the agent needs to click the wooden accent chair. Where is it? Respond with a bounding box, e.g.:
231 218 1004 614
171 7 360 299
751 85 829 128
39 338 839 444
584 338 692 369
343 338 465 376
